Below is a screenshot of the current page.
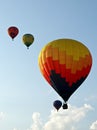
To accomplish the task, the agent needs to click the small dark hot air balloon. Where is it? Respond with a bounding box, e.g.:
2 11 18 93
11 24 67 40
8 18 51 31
22 34 34 49
38 39 92 109
8 26 19 40
53 100 62 111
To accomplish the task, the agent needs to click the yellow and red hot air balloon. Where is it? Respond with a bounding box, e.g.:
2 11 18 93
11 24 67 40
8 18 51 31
38 39 92 109
8 26 19 40
22 34 34 49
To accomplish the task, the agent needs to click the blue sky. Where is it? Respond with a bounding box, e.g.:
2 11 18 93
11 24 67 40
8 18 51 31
0 0 97 130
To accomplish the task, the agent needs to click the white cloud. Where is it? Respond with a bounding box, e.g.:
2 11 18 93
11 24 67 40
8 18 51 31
90 120 97 130
43 104 92 130
13 128 21 130
0 112 6 120
28 104 93 130
13 128 18 130
30 112 43 130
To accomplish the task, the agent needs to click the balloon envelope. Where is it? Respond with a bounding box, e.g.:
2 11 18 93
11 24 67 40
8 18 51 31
38 39 92 103
22 34 34 49
8 26 19 40
53 100 62 111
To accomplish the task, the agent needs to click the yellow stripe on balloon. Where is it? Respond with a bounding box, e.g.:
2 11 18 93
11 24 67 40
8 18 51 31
52 47 59 61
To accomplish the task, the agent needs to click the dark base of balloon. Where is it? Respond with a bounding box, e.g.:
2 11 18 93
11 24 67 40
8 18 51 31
62 103 68 109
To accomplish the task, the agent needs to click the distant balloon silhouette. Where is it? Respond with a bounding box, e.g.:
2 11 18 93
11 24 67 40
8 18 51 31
38 39 92 109
8 26 19 40
53 100 62 111
22 34 34 49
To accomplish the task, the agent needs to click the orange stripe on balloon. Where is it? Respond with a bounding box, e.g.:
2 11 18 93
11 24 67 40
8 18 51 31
46 57 54 70
65 55 73 69
71 60 78 74
58 50 66 64
39 55 50 84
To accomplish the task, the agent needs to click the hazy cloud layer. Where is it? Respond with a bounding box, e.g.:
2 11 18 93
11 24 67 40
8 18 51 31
0 112 6 120
28 104 93 130
90 120 97 130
